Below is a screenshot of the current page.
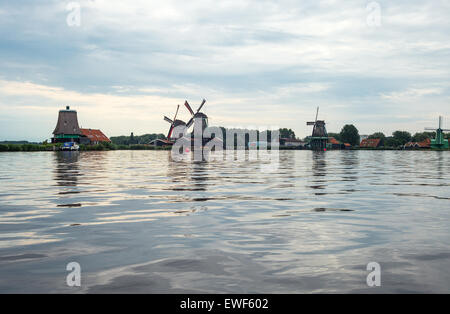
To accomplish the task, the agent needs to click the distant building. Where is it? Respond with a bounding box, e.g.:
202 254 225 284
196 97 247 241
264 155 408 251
80 128 111 144
149 139 173 147
328 137 344 149
360 138 381 148
404 138 431 149
51 106 110 145
52 106 82 143
360 135 369 143
327 137 351 149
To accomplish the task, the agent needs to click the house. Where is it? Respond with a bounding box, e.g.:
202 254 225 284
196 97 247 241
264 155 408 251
80 128 111 144
404 138 431 149
359 134 369 143
149 139 173 147
328 137 343 149
51 106 110 145
360 138 381 148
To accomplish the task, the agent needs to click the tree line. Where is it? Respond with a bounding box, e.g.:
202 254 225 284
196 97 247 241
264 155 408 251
105 126 450 149
110 133 166 145
329 127 449 148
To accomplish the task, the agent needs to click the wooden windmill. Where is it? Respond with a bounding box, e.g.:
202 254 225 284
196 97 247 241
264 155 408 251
425 116 450 149
164 105 187 141
184 99 208 133
306 107 328 150
52 106 82 143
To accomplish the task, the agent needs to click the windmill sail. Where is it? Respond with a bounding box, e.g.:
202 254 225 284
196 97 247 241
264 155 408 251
184 99 208 131
164 104 185 140
197 99 206 113
184 101 194 115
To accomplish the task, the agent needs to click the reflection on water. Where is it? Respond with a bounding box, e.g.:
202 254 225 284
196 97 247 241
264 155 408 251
54 152 80 189
0 150 449 293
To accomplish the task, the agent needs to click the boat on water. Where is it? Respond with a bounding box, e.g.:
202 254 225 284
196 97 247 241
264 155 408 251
61 142 79 151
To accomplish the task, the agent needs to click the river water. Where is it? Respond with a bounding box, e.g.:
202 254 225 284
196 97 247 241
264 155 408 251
0 150 449 293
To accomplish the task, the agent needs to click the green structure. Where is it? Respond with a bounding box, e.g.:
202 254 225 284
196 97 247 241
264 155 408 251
52 106 82 143
306 107 328 150
425 116 449 149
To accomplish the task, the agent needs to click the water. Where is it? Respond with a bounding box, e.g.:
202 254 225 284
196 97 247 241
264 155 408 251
0 150 449 293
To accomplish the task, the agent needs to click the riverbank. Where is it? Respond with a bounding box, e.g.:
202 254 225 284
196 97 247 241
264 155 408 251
1 143 449 152
0 143 171 152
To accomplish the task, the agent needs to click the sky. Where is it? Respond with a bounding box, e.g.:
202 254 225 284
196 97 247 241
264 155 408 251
0 0 449 142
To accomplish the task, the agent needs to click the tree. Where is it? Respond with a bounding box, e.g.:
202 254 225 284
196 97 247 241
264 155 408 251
412 131 435 142
340 124 360 146
279 128 295 139
384 136 400 148
392 131 411 145
368 132 386 146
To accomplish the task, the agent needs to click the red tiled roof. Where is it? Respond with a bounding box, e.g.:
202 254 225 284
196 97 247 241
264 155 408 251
418 138 431 148
405 138 431 148
80 128 111 142
328 137 341 145
360 138 381 148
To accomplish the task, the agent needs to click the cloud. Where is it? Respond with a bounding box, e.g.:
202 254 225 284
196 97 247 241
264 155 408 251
381 87 444 101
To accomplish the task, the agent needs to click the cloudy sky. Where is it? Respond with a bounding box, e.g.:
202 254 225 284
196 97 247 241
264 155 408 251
0 0 449 141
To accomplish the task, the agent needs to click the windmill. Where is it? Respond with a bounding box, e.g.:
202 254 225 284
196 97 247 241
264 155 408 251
184 99 208 133
306 107 328 150
164 105 187 141
424 116 450 149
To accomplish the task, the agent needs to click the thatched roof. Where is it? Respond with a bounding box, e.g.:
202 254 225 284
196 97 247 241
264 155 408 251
53 106 82 135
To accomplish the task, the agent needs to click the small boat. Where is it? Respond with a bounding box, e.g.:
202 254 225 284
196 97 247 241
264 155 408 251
61 142 79 151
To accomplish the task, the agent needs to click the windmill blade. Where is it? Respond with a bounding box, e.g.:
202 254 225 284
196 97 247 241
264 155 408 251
173 104 180 121
439 116 442 129
315 107 319 122
184 101 194 115
167 125 174 139
196 99 206 113
307 122 315 125
424 128 436 131
164 116 174 124
186 117 194 129
442 129 450 132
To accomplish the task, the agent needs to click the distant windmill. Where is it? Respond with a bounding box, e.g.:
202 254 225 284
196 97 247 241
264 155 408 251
184 99 208 132
306 107 328 150
164 104 187 141
424 116 450 149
